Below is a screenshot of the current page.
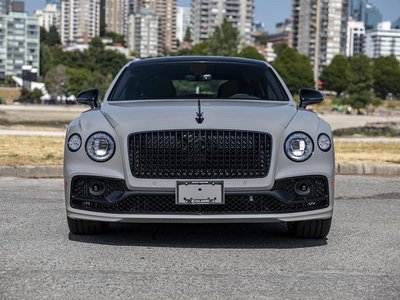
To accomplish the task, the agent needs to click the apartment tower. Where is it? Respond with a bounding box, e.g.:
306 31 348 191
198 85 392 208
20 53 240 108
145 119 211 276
105 0 129 36
346 19 365 57
365 22 400 60
34 3 60 32
191 0 254 46
60 0 100 45
134 0 177 53
0 11 40 78
127 8 159 58
292 0 348 84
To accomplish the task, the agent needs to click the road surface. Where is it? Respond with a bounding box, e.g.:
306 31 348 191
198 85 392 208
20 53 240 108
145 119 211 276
0 175 399 299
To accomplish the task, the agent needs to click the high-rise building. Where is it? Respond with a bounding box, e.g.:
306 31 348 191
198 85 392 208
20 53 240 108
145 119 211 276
254 21 266 33
0 11 40 79
10 0 24 12
46 0 61 11
127 8 159 58
349 0 382 30
0 0 9 15
191 0 254 46
346 19 365 56
134 0 177 53
176 6 191 42
34 4 60 32
267 19 292 47
105 0 129 36
365 21 400 60
292 0 348 83
60 0 100 45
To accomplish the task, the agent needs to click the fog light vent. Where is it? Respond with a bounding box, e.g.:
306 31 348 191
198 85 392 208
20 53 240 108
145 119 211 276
89 181 105 196
295 182 311 196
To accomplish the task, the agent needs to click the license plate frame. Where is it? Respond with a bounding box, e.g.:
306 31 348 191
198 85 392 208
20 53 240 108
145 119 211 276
176 181 224 205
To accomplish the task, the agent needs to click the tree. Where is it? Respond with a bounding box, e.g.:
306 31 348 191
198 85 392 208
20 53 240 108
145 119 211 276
373 55 400 99
45 65 70 98
207 20 239 56
96 73 114 99
345 55 377 113
254 32 267 45
40 27 47 44
237 46 265 61
30 88 43 101
87 44 128 76
0 75 15 87
320 55 350 96
40 43 54 77
187 41 210 56
104 31 126 46
184 27 192 42
272 45 314 95
274 44 288 56
66 68 92 95
40 25 61 46
19 88 31 100
19 88 43 102
47 25 61 46
89 37 105 50
100 21 107 37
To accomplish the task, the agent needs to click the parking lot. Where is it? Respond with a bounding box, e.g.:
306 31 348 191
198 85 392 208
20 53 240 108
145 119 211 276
0 175 399 299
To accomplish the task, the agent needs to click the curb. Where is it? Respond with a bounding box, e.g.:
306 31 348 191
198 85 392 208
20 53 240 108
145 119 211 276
1 163 400 178
0 165 63 178
336 162 400 176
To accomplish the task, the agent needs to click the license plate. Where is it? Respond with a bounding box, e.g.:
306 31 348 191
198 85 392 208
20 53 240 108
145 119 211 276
176 181 224 205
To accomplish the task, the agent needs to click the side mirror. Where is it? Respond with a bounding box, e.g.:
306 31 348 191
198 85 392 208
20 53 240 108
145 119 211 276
76 88 100 109
299 88 324 109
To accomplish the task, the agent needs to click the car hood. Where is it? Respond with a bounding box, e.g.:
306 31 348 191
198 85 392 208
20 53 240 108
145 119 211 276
100 99 297 135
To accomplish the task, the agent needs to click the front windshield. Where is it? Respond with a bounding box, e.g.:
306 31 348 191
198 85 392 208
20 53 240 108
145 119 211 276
109 61 289 101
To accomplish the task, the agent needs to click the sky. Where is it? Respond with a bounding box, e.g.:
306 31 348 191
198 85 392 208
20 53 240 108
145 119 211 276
25 0 400 33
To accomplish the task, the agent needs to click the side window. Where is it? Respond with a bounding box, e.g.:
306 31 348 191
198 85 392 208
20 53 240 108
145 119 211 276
265 69 289 101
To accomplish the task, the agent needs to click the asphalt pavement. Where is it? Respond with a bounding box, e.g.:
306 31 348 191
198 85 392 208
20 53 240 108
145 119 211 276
0 175 399 299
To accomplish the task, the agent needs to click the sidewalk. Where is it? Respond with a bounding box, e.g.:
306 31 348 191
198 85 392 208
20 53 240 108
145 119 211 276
1 163 399 178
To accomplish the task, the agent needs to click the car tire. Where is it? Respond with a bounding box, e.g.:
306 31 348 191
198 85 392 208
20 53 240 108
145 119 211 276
67 217 108 235
287 218 332 239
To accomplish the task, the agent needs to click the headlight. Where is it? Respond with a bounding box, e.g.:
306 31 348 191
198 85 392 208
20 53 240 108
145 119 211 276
67 133 81 152
284 132 314 162
318 133 332 151
85 132 115 162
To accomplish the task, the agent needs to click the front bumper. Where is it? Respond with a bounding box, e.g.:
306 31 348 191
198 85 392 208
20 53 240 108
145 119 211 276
65 175 333 223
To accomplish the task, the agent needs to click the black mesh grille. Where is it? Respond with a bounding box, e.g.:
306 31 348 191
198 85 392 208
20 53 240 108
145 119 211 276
128 130 272 179
71 193 328 215
70 176 329 215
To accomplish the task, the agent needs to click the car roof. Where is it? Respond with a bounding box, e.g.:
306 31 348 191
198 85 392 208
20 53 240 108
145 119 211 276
128 56 270 67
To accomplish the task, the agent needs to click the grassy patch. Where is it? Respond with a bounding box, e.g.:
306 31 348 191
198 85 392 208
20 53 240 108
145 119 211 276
335 141 400 164
0 136 64 165
0 136 398 166
0 87 20 104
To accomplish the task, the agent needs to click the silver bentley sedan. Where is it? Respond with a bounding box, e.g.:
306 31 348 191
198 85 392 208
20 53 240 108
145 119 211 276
64 56 334 238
